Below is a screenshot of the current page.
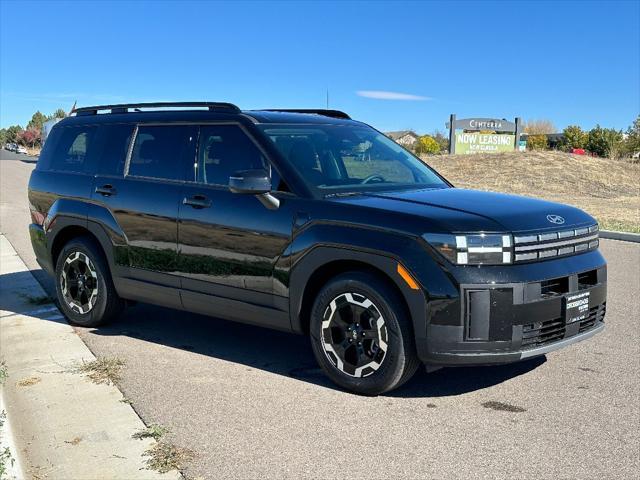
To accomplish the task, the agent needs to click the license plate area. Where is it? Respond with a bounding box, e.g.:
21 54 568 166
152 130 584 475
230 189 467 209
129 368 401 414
564 291 591 324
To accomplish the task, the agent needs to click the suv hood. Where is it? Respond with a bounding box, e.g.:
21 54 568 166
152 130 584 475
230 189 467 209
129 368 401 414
338 188 596 233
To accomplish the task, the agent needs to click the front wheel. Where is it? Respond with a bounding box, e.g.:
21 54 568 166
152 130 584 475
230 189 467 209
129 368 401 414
55 236 124 327
309 271 420 395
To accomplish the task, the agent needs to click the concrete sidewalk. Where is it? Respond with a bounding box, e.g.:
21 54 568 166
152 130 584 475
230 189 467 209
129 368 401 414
0 234 181 480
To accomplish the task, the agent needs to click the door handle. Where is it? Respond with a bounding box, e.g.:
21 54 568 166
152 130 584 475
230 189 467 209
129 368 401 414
183 195 211 209
95 184 116 196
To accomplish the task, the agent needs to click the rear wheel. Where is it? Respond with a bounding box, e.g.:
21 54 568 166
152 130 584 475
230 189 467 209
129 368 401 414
55 236 124 327
309 271 420 395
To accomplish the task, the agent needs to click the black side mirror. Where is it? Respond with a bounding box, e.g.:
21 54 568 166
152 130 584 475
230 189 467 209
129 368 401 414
229 169 271 194
229 169 280 210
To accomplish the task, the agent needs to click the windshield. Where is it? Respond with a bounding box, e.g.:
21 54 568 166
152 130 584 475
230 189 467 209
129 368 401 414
258 124 449 194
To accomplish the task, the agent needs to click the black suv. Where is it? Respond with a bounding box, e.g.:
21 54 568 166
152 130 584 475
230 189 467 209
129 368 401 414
28 102 606 395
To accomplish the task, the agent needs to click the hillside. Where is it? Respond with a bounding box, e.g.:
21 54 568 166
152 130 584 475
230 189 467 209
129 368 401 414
424 151 640 233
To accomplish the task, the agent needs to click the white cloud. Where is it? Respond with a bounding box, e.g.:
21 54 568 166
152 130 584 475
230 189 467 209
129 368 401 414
356 90 432 101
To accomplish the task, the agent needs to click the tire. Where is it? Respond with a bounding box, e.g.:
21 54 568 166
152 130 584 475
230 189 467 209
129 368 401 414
309 271 420 395
54 236 124 327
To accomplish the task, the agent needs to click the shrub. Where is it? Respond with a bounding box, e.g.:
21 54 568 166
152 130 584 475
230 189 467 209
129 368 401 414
526 135 548 150
430 130 449 153
587 125 624 158
414 135 441 155
624 115 640 157
562 125 588 150
523 119 556 151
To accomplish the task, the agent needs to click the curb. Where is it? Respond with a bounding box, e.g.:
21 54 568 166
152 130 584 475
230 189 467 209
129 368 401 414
600 230 640 243
0 234 181 480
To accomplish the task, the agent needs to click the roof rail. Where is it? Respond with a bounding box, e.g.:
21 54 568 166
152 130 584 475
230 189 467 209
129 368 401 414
261 109 351 120
73 102 241 116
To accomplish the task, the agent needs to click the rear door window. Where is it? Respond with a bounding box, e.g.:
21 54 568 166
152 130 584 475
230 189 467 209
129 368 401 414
95 124 135 176
128 125 196 181
50 126 98 173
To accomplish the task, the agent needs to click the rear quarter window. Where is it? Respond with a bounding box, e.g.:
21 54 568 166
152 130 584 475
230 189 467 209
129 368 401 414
48 125 98 173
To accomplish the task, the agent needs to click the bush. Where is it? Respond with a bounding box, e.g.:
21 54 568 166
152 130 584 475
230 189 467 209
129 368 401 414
562 125 588 150
526 135 548 150
414 135 441 155
624 115 640 157
430 130 449 153
523 119 556 151
587 125 624 158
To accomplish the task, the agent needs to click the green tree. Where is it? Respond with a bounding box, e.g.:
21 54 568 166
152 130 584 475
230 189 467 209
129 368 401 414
5 125 23 143
587 125 623 158
0 128 7 146
50 108 67 120
27 111 47 132
414 135 441 155
562 125 588 150
624 115 640 157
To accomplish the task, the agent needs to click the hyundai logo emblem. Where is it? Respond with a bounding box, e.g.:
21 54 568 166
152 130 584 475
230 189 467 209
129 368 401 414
546 214 565 225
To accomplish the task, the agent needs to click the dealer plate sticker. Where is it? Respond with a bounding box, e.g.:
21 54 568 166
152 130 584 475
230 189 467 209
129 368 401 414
565 291 590 324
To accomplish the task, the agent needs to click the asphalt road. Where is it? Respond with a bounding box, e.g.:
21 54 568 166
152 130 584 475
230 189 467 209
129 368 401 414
1 154 639 479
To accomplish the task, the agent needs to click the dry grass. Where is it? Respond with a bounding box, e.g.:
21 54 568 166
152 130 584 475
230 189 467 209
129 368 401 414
142 441 194 474
425 151 640 233
132 423 193 473
132 424 169 441
76 357 125 385
16 376 41 387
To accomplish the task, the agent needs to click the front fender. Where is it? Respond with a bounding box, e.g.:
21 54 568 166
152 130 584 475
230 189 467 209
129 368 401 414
288 222 453 360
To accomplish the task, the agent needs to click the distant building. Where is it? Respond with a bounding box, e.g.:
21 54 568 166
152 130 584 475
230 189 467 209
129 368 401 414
386 130 419 147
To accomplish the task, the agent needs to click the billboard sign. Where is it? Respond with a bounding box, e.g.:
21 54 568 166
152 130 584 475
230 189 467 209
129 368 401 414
455 133 516 154
447 114 522 154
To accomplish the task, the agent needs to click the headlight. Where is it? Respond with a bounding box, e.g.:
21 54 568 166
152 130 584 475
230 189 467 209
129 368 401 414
424 233 512 265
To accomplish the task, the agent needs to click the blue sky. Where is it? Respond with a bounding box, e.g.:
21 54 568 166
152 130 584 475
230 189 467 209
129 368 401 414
1 0 638 133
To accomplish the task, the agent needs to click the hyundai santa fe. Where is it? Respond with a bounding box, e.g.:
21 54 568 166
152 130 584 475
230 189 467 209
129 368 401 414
28 102 606 395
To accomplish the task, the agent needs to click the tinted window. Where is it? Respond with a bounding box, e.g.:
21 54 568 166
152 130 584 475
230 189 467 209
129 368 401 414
128 125 196 180
259 124 447 193
195 125 266 185
50 126 98 172
36 126 62 170
95 124 135 175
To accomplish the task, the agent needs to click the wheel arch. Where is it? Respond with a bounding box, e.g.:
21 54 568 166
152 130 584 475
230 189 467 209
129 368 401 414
47 211 127 282
289 246 428 347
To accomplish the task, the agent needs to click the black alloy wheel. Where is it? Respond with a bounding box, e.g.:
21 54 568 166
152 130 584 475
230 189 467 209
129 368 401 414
310 271 420 395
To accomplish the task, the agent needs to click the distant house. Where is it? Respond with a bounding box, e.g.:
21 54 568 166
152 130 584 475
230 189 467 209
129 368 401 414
386 130 419 147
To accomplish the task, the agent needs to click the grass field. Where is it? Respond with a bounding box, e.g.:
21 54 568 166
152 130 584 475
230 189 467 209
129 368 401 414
424 151 640 233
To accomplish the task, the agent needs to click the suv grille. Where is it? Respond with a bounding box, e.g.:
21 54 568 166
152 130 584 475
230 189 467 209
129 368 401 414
521 301 605 349
522 319 565 348
513 224 599 262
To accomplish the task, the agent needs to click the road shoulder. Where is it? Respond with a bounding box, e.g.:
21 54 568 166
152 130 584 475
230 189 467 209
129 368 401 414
0 234 181 479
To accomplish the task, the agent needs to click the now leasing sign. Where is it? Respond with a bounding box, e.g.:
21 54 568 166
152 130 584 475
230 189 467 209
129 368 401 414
454 132 516 154
447 115 522 154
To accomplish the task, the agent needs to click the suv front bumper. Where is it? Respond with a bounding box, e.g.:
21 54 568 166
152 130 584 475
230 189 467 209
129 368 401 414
423 265 606 366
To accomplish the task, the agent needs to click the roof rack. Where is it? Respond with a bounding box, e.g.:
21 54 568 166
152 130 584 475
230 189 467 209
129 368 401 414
73 102 241 116
261 109 351 120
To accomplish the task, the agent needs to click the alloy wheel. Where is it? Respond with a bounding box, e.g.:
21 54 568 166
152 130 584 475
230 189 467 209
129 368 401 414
60 251 99 315
320 292 388 377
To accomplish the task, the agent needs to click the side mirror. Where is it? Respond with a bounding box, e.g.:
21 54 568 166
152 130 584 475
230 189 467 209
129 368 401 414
229 169 271 194
229 169 280 210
